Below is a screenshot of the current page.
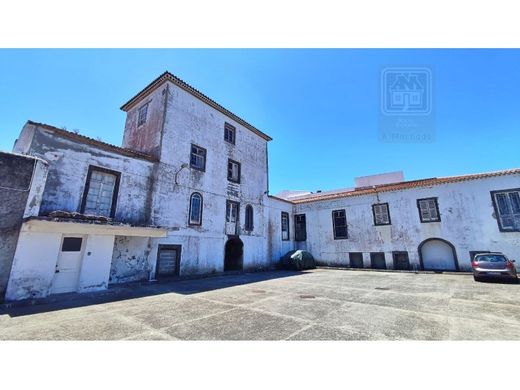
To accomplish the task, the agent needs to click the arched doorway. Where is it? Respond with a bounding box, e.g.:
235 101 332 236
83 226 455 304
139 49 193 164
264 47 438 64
418 238 458 271
224 237 243 271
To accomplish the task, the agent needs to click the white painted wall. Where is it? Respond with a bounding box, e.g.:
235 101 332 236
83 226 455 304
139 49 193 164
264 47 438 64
294 174 520 271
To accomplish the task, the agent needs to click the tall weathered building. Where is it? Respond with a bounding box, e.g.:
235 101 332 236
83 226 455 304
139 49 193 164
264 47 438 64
1 71 519 301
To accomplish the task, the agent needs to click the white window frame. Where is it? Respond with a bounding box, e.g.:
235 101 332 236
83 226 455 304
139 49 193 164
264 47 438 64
189 192 203 226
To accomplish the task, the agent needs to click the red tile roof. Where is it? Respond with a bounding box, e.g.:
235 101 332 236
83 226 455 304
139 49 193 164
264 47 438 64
119 71 273 141
290 168 520 204
27 121 158 162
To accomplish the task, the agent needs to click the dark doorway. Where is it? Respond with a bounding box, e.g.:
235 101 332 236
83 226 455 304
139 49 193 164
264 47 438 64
370 252 387 269
156 245 182 278
349 252 364 268
393 251 410 270
224 236 243 271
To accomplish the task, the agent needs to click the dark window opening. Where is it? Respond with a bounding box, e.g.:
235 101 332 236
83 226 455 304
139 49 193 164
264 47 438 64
349 252 364 268
190 144 206 171
370 252 386 269
417 197 440 223
281 211 290 241
227 159 241 183
245 204 254 231
224 122 236 144
332 209 348 239
294 214 307 241
372 203 391 225
392 251 410 270
62 237 83 252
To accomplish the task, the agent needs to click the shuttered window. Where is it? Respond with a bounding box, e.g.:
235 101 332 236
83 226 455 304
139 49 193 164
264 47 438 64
332 209 348 239
492 189 520 231
417 197 440 222
372 203 391 225
82 167 119 217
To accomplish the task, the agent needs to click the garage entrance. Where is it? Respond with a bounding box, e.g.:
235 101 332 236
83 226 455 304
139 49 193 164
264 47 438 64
156 245 182 278
419 238 458 271
224 236 243 271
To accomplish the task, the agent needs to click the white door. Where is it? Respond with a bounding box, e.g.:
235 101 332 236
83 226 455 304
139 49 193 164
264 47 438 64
51 235 85 294
421 239 457 271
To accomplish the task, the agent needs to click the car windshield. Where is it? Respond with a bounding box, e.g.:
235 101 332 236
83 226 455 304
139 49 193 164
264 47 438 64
476 254 506 262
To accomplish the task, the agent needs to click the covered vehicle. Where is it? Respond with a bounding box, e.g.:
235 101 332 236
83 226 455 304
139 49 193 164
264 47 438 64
280 250 316 270
471 252 518 282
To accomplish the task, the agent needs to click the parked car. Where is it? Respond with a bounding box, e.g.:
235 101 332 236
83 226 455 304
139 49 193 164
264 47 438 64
471 252 518 282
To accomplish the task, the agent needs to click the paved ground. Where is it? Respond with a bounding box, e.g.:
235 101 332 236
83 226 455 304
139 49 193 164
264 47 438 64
1 268 520 340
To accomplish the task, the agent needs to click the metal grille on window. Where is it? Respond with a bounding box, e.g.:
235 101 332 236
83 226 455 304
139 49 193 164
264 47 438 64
494 191 520 230
84 170 116 217
373 203 390 225
332 209 348 239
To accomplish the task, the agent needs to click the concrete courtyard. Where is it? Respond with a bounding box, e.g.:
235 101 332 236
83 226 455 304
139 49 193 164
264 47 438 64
1 268 520 340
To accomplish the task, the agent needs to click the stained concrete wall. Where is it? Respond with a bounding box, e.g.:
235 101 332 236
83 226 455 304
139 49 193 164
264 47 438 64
119 81 272 278
294 174 520 271
0 152 47 300
13 123 154 225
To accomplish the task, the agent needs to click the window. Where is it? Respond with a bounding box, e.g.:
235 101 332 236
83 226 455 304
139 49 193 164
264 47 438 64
137 102 149 126
417 197 440 222
227 159 241 183
224 122 236 144
226 201 239 223
491 189 520 232
190 144 206 171
332 209 348 239
294 214 307 241
372 203 391 225
189 192 203 225
61 237 83 252
81 166 120 218
281 212 290 240
244 205 254 231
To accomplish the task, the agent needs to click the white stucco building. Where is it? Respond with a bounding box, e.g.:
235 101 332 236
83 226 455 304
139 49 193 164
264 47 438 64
1 71 519 301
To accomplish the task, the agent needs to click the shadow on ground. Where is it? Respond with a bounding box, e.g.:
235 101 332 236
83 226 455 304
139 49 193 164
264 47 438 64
0 270 309 318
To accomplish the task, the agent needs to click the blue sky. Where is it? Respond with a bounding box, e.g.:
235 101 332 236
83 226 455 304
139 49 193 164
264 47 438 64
1 49 519 194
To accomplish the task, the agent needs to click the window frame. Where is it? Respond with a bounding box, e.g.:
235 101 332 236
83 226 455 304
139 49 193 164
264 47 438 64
227 159 241 183
490 188 520 232
137 102 149 127
294 213 307 241
417 197 441 223
281 211 290 241
224 122 236 145
80 165 121 218
190 144 207 172
188 192 203 226
372 202 391 226
332 209 348 239
244 204 254 231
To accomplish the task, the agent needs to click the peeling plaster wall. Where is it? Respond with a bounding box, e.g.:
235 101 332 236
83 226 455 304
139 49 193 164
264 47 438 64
110 236 152 283
295 174 520 271
266 197 295 263
121 81 272 277
17 123 154 225
0 152 48 299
